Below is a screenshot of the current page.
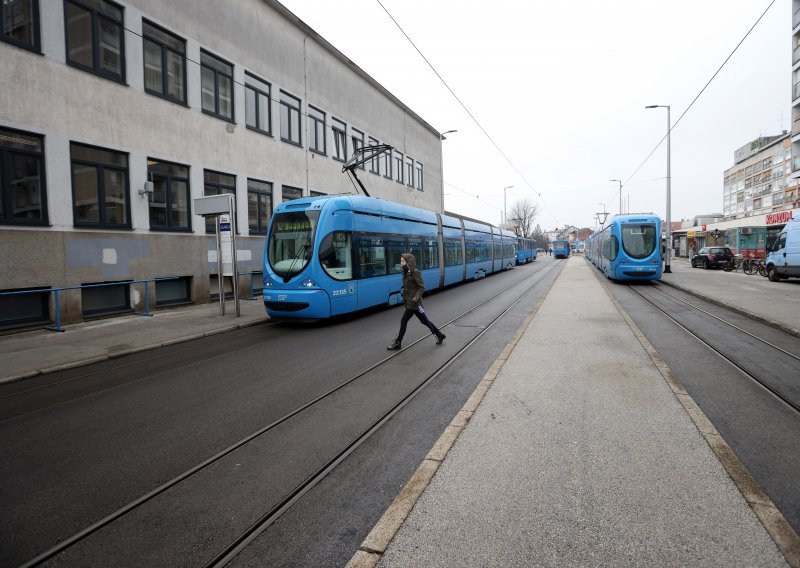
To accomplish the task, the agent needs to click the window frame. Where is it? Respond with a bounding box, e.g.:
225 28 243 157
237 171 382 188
247 178 272 235
394 151 404 184
64 0 126 83
245 71 272 136
1 0 40 52
331 118 347 162
308 105 326 155
368 137 380 175
351 128 365 169
70 141 131 229
0 127 48 226
279 90 302 146
405 155 414 188
142 19 187 105
416 161 423 191
147 158 192 232
203 169 236 234
200 49 235 123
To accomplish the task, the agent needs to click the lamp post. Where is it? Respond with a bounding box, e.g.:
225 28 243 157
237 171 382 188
645 105 671 273
610 179 622 215
440 130 457 214
503 185 514 226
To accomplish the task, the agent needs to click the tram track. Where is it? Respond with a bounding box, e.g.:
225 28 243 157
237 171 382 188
14 261 563 568
628 283 800 415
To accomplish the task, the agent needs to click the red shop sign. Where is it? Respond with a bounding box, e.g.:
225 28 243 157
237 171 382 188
766 211 794 225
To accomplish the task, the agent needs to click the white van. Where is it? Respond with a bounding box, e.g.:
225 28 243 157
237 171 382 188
765 215 800 281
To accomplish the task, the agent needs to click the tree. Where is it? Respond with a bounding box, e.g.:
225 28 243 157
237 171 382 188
506 198 539 238
531 223 549 250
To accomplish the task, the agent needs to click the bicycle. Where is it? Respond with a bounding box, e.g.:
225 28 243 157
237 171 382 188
744 258 767 276
725 256 744 272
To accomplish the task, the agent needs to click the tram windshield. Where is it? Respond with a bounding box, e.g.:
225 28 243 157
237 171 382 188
268 210 320 280
621 224 657 259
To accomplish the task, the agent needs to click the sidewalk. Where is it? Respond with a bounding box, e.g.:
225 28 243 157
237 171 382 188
351 256 792 567
661 256 800 337
0 298 267 383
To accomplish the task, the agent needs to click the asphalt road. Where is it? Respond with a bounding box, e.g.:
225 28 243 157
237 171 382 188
0 257 563 568
599 268 800 537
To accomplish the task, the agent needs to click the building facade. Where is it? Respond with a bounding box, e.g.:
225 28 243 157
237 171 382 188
722 134 795 221
0 0 444 329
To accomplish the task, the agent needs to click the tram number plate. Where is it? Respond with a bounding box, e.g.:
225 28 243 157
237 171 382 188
332 289 347 296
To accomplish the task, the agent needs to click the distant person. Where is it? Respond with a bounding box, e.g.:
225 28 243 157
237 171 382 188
386 253 445 350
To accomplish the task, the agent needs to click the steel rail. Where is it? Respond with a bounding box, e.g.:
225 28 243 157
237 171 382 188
16 261 563 568
627 286 800 416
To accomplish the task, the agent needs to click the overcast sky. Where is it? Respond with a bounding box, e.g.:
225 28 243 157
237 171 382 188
278 0 790 232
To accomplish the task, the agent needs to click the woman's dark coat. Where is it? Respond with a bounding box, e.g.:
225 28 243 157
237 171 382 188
400 253 425 310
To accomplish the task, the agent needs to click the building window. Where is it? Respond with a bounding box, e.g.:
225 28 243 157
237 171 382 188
405 156 414 188
310 190 325 197
142 20 185 104
351 128 365 168
308 105 326 155
248 178 272 234
383 147 392 179
282 185 302 202
1 0 39 51
394 151 404 184
204 170 235 233
368 137 380 175
0 127 47 225
65 0 125 82
279 90 301 146
201 50 234 121
148 159 190 231
70 142 129 228
245 72 271 135
332 118 347 162
416 161 423 191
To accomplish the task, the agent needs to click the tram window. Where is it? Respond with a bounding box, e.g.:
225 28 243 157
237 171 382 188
424 239 439 269
621 224 656 259
408 238 423 268
319 231 352 280
444 240 461 266
610 235 619 261
465 241 476 263
355 235 386 278
386 238 405 274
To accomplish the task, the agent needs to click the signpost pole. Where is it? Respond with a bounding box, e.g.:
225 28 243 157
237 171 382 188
216 215 224 315
229 195 240 317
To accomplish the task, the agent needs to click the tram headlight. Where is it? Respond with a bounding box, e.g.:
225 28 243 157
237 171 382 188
300 277 318 288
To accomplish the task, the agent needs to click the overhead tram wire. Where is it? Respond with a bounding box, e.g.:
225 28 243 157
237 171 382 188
374 0 560 225
620 0 778 192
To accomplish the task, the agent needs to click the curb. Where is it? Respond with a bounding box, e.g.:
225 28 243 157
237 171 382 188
596 269 800 568
344 267 560 568
0 319 267 385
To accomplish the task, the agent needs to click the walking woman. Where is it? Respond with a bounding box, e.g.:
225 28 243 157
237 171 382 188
386 253 445 350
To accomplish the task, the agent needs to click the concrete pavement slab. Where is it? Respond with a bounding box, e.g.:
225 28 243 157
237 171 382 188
377 256 787 567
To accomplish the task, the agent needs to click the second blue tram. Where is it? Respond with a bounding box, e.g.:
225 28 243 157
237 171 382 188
515 237 536 264
552 239 571 259
262 195 517 319
588 214 662 281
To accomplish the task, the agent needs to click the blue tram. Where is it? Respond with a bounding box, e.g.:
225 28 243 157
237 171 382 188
514 237 536 264
262 195 517 319
588 214 662 281
552 239 571 259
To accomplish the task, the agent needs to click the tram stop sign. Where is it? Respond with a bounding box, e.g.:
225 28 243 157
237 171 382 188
219 214 234 277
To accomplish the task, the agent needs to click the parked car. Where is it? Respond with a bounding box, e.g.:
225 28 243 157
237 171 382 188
691 246 734 269
765 215 800 281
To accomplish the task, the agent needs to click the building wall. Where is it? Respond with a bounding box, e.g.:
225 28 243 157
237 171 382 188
0 0 443 325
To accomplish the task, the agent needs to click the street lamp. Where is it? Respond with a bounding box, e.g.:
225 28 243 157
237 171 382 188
503 185 514 226
440 130 457 213
645 105 671 273
610 179 622 215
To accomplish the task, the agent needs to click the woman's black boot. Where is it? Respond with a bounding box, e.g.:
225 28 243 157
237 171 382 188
436 333 446 345
387 339 402 350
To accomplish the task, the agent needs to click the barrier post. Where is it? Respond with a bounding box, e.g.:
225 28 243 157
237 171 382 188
45 289 65 332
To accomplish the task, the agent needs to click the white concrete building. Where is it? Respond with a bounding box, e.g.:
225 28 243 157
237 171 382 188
0 0 444 329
